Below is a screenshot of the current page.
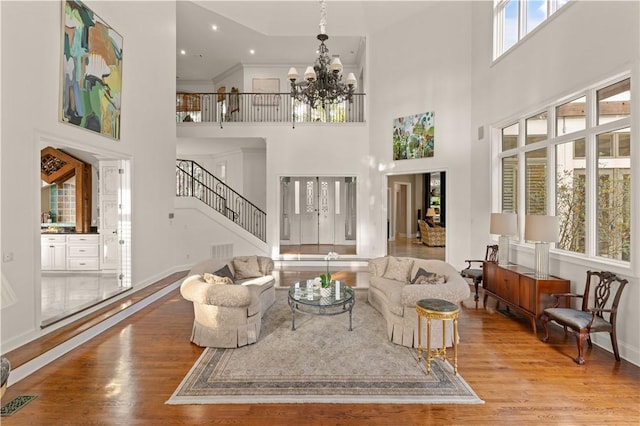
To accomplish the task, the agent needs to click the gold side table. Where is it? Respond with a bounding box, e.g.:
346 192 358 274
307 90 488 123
416 298 460 375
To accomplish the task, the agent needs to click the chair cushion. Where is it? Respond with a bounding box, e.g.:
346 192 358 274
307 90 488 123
461 268 482 280
383 257 414 282
544 308 612 331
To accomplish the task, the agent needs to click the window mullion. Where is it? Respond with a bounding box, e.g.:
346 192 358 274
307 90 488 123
547 106 557 217
584 89 598 258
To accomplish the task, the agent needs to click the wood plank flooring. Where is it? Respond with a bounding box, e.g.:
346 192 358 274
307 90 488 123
2 269 639 425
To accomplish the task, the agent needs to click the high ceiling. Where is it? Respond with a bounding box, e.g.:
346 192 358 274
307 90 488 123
176 1 435 82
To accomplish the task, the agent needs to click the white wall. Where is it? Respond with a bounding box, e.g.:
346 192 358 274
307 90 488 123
471 1 640 365
242 148 267 211
1 1 178 351
177 123 370 260
367 1 474 265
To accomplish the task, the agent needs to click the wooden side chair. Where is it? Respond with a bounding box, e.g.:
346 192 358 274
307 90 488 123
540 270 628 365
460 244 498 308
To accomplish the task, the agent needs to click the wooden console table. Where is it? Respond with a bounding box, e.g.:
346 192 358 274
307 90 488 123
482 262 570 334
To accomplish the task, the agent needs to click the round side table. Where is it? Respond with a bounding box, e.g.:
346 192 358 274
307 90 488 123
416 298 460 375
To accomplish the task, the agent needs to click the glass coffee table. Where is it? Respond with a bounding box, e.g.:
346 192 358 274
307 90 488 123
287 281 355 331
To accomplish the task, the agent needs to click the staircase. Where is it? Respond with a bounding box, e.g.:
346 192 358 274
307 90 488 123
176 160 266 242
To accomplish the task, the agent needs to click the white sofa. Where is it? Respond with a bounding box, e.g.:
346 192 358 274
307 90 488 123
180 256 276 348
367 257 470 348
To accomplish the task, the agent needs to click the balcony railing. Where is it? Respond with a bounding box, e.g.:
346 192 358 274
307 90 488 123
176 92 365 125
176 159 266 242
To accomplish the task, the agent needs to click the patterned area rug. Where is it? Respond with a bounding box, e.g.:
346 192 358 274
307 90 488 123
167 289 483 404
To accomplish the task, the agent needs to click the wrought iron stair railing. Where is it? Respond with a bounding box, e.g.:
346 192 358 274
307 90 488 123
176 159 266 242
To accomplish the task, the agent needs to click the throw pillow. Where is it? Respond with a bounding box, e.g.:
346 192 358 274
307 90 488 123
382 256 414 282
203 273 233 285
257 256 272 275
369 257 389 277
213 264 235 283
233 256 263 280
411 267 435 284
414 273 448 285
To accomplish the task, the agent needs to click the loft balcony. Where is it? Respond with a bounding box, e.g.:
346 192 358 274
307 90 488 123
176 92 366 125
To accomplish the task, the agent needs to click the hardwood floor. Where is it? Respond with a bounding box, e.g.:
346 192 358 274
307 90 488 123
2 269 638 425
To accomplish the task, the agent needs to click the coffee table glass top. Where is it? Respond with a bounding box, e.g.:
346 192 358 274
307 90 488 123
288 281 354 307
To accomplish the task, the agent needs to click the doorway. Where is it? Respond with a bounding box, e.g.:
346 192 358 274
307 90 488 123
279 176 357 255
38 138 132 327
386 171 446 260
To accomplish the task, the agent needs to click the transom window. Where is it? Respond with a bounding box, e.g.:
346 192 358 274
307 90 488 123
494 0 571 59
497 76 631 263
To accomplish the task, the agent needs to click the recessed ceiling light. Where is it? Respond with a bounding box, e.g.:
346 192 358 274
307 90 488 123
249 49 255 55
180 50 186 55
211 25 218 31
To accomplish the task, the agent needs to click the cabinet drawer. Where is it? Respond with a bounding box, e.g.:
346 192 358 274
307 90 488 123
42 235 67 243
67 258 100 270
67 234 99 244
68 245 99 258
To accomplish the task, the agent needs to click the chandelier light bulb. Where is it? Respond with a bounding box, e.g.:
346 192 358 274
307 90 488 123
288 67 299 81
346 73 357 88
330 57 343 74
304 66 317 81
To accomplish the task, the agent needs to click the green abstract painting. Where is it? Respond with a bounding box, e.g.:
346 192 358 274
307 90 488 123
61 1 123 140
392 112 435 160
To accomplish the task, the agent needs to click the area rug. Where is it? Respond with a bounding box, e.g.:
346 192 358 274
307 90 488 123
167 289 483 404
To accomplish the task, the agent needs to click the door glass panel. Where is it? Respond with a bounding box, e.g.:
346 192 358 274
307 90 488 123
280 176 357 255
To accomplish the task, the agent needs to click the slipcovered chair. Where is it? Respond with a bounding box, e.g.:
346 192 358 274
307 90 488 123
418 220 446 247
460 244 499 307
180 256 276 348
540 270 628 365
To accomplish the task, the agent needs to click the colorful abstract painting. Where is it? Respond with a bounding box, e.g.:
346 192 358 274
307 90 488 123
60 1 123 140
392 112 435 160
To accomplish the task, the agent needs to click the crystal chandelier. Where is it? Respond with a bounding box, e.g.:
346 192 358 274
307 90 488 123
287 0 357 109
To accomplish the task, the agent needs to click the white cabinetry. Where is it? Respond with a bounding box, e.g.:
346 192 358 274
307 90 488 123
67 234 100 271
41 234 100 271
41 235 66 270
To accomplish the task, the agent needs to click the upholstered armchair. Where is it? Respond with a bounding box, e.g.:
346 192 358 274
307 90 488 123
418 220 446 247
540 270 628 365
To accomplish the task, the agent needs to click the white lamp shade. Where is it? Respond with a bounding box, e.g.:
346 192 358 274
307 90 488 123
346 72 357 88
304 66 317 81
330 57 343 73
287 67 299 81
524 215 559 243
426 208 436 217
490 212 517 236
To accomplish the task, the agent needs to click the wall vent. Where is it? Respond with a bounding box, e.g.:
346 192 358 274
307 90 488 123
210 243 233 259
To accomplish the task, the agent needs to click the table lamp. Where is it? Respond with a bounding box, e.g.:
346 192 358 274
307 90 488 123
490 213 517 265
524 215 559 278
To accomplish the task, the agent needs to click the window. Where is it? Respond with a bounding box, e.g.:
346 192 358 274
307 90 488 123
494 0 571 59
556 139 585 253
525 112 548 145
596 128 631 261
502 122 519 151
497 76 631 263
502 155 518 212
525 148 547 214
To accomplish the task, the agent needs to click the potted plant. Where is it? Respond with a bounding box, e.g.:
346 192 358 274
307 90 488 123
320 251 339 297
